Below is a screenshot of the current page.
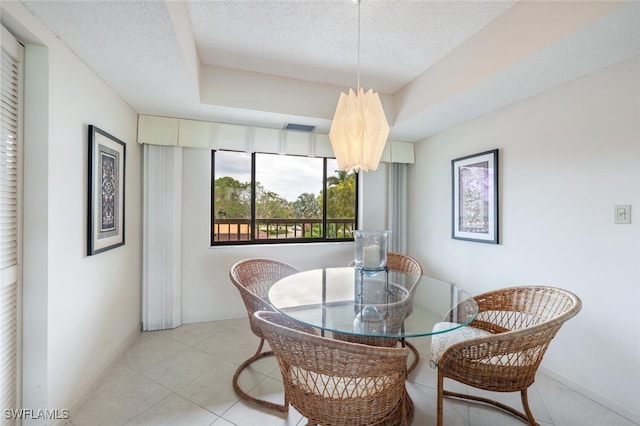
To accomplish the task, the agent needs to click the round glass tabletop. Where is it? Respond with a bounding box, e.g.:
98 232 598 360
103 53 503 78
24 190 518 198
268 267 478 339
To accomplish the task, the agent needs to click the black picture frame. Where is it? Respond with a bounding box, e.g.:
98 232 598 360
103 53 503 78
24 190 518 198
87 125 126 255
452 149 498 244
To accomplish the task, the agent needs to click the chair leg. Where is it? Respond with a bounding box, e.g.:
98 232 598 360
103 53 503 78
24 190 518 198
521 389 538 426
402 389 415 426
442 387 539 425
436 370 444 426
404 341 420 375
232 338 288 413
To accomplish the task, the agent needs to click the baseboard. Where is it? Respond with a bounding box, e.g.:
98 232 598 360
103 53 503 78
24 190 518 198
54 323 141 426
539 366 640 425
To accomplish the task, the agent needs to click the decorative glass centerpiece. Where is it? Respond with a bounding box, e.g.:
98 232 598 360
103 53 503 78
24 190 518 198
354 230 389 273
353 304 387 335
353 231 392 326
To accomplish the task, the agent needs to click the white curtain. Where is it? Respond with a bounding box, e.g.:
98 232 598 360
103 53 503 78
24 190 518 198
387 163 408 253
142 144 182 331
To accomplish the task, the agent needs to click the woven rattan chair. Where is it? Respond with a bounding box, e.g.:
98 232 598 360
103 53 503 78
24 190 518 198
386 253 423 368
254 310 414 426
229 258 300 412
335 282 412 347
341 252 423 373
347 252 423 304
429 286 582 426
386 252 423 281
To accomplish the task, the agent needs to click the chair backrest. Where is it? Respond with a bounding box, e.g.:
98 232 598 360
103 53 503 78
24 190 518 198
355 283 411 335
254 310 409 426
229 258 300 337
386 252 423 276
348 252 423 290
442 286 581 389
387 252 423 293
337 253 422 346
333 282 412 347
470 286 581 334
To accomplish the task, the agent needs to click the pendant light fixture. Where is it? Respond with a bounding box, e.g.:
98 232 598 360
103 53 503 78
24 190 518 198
329 0 390 173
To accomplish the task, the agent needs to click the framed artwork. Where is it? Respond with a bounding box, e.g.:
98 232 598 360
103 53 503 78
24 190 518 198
451 149 498 244
87 125 126 255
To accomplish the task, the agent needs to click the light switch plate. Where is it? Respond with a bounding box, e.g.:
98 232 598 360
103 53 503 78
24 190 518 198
614 205 631 224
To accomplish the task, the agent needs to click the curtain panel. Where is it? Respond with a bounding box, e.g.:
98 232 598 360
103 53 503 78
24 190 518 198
142 144 182 331
388 163 408 254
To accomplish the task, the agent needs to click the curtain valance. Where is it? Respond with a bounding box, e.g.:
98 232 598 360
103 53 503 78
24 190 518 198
137 114 415 164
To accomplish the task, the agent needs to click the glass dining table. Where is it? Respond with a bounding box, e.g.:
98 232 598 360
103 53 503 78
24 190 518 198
268 266 479 370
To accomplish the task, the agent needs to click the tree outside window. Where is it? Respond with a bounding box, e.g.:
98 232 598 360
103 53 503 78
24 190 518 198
212 151 357 245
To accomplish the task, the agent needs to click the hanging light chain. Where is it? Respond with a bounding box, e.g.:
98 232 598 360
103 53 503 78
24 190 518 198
357 0 361 90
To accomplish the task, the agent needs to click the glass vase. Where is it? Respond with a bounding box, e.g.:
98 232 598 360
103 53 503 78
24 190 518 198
354 230 389 272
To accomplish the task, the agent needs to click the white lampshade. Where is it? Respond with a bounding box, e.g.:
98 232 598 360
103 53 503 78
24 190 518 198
329 87 390 172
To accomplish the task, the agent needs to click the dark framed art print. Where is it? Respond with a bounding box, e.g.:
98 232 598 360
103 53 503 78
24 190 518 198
452 149 498 244
87 125 126 255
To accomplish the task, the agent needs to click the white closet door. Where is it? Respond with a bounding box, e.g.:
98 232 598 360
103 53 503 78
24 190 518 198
0 25 23 423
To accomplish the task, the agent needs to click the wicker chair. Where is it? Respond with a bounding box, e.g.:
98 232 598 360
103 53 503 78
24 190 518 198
254 310 414 426
340 252 423 373
386 253 423 351
347 252 423 304
429 286 582 426
229 258 300 412
386 252 423 281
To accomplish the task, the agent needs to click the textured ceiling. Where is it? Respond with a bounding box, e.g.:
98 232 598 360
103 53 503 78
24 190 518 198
20 0 640 142
187 1 516 93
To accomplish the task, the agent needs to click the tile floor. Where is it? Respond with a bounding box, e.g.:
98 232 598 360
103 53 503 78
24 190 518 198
67 318 636 426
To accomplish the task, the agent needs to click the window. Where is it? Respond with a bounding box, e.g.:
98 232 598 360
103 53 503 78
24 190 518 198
211 150 358 245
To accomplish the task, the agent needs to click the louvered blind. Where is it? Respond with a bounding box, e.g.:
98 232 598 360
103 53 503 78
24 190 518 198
0 49 19 269
0 26 22 425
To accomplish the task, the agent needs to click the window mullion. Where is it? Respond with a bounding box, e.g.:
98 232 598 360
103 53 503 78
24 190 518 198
322 158 328 239
251 152 256 241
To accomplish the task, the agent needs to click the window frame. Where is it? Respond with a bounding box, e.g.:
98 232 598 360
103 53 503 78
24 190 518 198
211 150 358 246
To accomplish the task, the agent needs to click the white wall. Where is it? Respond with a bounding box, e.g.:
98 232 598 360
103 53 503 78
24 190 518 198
408 56 640 423
2 1 143 417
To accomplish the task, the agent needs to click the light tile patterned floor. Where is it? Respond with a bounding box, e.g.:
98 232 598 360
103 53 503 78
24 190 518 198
67 318 636 426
